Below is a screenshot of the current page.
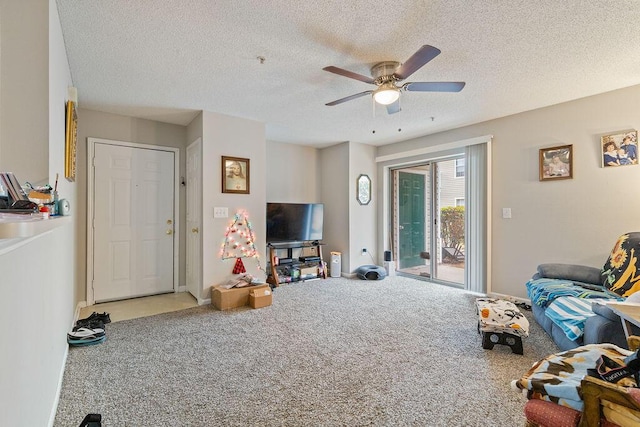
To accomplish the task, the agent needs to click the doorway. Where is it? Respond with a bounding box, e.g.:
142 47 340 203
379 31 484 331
392 157 465 286
87 138 180 305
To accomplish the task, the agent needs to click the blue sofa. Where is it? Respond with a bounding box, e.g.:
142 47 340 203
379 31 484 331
528 263 634 350
527 233 640 351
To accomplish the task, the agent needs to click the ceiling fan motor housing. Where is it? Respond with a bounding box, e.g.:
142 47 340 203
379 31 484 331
371 61 400 84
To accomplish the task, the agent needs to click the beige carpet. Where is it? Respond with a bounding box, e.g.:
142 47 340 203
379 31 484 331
55 276 557 426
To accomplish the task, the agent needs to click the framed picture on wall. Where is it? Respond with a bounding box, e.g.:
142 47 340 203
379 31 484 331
539 144 572 181
64 100 78 181
601 131 638 167
221 156 250 194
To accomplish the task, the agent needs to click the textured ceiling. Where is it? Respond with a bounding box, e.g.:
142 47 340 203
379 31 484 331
55 0 640 147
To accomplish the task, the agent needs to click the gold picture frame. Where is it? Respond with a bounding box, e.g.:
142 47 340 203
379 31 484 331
221 156 250 194
539 144 573 181
65 100 78 181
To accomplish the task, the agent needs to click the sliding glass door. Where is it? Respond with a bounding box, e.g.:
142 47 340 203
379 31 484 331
392 157 465 286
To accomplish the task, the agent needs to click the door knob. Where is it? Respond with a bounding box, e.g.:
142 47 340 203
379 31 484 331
166 230 173 235
192 227 199 233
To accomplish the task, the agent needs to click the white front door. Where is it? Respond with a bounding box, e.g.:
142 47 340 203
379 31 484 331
92 143 175 302
186 139 202 300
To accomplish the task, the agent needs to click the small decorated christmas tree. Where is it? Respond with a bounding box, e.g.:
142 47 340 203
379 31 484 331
220 210 259 274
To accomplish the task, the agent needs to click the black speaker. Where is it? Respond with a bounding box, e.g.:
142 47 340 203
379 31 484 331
384 251 391 262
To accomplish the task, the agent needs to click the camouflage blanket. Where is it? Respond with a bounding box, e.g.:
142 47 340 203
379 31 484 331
512 344 635 411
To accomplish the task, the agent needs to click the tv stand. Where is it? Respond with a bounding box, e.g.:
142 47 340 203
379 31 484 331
267 241 327 286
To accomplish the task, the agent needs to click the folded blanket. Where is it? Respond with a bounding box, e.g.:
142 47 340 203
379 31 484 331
545 297 611 341
526 278 619 308
476 297 529 337
512 343 634 411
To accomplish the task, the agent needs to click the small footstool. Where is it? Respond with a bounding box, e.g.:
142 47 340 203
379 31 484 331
475 298 529 354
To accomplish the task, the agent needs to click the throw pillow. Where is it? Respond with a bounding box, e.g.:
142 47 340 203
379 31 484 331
602 232 640 297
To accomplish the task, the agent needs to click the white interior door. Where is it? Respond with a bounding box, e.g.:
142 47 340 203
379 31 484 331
92 143 175 302
186 139 202 300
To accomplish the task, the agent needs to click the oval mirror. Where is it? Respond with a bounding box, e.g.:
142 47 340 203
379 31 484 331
357 174 371 205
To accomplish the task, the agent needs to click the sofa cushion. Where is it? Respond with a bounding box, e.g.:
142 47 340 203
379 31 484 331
537 263 602 285
602 232 640 297
545 297 606 341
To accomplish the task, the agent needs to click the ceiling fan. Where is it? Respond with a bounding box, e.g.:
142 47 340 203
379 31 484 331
323 45 465 114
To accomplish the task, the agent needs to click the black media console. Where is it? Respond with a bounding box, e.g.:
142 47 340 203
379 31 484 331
266 241 326 286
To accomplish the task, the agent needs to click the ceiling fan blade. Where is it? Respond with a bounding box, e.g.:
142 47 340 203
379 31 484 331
325 90 373 106
323 66 375 84
403 82 466 92
393 45 441 81
386 100 401 115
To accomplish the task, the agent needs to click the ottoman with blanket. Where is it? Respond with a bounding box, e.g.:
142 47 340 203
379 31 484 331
527 233 640 351
476 297 529 354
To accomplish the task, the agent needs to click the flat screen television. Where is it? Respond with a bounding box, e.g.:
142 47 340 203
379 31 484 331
266 202 324 243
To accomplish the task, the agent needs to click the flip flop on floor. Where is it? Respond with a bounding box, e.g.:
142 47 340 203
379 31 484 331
68 335 106 347
67 327 105 340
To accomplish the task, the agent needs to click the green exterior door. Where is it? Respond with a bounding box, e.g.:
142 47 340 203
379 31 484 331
398 172 425 268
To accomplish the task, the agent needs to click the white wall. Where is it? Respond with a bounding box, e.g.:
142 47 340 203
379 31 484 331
377 84 640 299
348 142 377 271
266 140 320 202
0 0 49 183
320 142 350 273
0 1 76 425
201 111 266 299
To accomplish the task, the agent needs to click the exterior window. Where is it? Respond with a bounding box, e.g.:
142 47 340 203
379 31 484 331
455 198 465 207
455 158 465 178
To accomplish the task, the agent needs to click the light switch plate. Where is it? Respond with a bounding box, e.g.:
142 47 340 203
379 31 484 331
214 207 228 218
502 208 512 219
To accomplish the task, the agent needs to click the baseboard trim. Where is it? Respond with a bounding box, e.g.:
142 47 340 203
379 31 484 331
489 292 531 305
74 301 87 322
48 344 69 427
50 302 83 427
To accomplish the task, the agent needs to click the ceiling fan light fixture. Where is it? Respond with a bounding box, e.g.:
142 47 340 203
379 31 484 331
373 83 400 105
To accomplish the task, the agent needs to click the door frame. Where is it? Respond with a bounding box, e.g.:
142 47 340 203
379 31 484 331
186 138 202 302
86 137 180 306
377 134 492 293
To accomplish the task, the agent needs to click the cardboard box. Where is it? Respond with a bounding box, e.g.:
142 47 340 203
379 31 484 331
249 287 273 309
211 284 270 310
300 266 318 277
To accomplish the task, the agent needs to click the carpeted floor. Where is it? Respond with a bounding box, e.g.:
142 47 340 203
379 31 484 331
54 276 557 426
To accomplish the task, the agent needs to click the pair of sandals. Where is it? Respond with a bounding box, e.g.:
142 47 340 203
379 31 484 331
68 312 111 347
